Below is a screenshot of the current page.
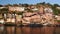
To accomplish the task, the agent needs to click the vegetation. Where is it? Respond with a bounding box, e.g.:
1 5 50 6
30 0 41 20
16 12 23 15
56 20 60 23
0 8 8 14
53 8 60 15
0 5 3 7
0 2 60 15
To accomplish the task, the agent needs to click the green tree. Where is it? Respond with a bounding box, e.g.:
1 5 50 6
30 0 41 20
0 8 8 14
0 4 3 7
5 4 12 7
22 4 29 7
54 4 60 7
53 8 60 15
13 4 19 6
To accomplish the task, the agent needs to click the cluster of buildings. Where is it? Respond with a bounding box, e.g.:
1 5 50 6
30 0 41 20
0 5 60 25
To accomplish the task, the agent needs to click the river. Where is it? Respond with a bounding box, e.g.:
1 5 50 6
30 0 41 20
0 26 60 34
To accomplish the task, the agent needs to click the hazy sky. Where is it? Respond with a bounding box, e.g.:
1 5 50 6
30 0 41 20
0 0 60 5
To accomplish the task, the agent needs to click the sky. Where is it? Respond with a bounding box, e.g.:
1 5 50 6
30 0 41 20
0 0 60 5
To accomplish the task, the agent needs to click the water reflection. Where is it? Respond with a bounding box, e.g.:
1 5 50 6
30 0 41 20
0 26 4 34
0 26 60 34
0 26 4 31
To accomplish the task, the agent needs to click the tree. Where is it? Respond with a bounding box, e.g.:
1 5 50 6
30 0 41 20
46 3 53 6
13 4 19 6
52 6 60 15
0 4 3 7
37 2 45 5
22 4 29 7
5 4 12 7
0 8 8 14
16 11 23 15
54 4 60 7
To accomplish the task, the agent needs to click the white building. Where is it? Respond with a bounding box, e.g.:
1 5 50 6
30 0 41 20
31 8 38 11
44 7 53 13
0 19 4 24
56 7 60 9
11 18 15 23
55 15 60 20
16 14 22 22
0 7 7 9
6 18 15 23
6 18 11 22
9 6 25 12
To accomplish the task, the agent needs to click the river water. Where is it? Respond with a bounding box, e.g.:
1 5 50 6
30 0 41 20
0 26 60 34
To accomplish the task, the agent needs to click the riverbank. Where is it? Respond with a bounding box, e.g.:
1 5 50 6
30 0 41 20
0 23 59 27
